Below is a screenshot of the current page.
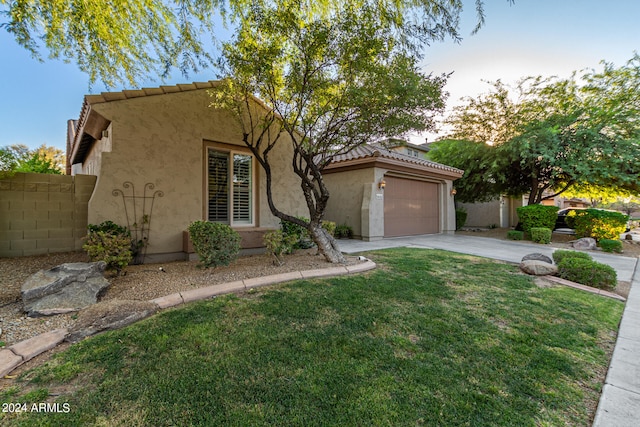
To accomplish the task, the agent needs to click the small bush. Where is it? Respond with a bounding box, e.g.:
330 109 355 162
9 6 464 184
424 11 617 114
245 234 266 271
516 204 559 233
281 217 337 250
565 210 578 229
529 227 552 244
321 220 336 237
281 217 313 250
263 230 297 265
188 221 241 268
507 230 524 240
557 257 617 290
599 239 623 253
552 249 592 265
83 221 133 274
455 209 467 230
335 223 354 239
573 209 629 240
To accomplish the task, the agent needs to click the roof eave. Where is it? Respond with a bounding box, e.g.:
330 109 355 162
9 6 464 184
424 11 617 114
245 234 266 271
324 156 464 180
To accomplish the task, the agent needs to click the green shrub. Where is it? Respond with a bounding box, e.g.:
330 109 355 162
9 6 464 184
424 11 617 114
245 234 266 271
598 239 623 253
557 257 617 290
516 204 559 233
281 217 313 250
572 209 629 241
321 220 336 237
507 230 524 240
565 209 578 229
188 221 241 268
455 208 467 230
87 220 129 235
552 249 592 265
335 223 354 239
263 230 297 265
529 227 552 244
83 221 133 274
281 217 337 250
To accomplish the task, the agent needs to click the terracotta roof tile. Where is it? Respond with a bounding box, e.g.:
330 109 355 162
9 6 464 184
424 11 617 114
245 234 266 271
331 143 463 175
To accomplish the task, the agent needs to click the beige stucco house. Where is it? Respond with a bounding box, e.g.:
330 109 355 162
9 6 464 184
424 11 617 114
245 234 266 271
67 82 309 262
382 137 432 159
67 81 464 261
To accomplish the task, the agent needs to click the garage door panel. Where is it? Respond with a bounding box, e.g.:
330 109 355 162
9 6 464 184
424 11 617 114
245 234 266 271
384 177 439 237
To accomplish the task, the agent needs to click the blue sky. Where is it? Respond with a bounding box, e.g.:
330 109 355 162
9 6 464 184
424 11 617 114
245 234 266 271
0 0 638 152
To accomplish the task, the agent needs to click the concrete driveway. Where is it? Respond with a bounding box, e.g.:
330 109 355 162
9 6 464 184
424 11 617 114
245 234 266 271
338 233 638 282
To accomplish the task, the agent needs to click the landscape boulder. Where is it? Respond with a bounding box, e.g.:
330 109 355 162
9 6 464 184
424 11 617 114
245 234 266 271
519 260 558 276
66 299 159 343
571 237 597 251
521 253 553 265
21 262 109 317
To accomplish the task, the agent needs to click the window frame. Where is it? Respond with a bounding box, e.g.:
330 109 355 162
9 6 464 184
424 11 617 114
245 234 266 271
205 144 256 228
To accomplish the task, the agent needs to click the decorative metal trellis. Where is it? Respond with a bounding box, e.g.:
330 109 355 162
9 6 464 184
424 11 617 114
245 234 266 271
112 182 164 264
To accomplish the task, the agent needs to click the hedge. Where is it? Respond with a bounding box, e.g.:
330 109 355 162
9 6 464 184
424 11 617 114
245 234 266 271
529 227 552 244
516 204 559 233
598 239 623 253
507 230 524 240
572 209 628 241
552 249 592 265
557 257 617 291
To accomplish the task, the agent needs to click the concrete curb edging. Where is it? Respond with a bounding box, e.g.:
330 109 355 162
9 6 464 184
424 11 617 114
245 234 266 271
0 259 376 379
0 329 68 377
542 275 627 302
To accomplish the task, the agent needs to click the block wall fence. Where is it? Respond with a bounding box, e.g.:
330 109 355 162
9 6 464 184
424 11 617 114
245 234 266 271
0 173 97 257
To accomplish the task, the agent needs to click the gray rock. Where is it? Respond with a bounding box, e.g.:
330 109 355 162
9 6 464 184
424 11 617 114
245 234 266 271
519 260 558 276
21 262 109 317
522 253 553 264
572 237 597 251
66 299 159 343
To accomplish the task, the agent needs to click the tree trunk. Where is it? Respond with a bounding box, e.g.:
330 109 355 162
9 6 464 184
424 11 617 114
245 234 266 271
308 222 346 264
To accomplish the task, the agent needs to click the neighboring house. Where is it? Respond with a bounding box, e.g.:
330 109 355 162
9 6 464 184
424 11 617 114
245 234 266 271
67 81 464 261
383 137 432 159
323 144 463 240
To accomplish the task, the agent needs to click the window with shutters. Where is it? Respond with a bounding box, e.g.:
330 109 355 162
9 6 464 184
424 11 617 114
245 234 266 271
207 148 254 226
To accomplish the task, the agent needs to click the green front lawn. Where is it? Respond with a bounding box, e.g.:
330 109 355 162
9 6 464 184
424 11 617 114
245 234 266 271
2 248 623 426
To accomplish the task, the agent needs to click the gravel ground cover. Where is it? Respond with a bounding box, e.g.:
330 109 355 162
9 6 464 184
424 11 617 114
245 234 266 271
0 249 360 347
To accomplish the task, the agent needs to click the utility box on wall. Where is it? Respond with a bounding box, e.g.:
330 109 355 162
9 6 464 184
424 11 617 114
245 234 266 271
0 173 97 257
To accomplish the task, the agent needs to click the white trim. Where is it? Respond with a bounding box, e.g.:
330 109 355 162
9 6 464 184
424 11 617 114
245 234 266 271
206 147 256 227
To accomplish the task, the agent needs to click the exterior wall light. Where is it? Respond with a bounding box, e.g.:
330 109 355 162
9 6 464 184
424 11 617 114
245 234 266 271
450 188 457 196
378 179 386 190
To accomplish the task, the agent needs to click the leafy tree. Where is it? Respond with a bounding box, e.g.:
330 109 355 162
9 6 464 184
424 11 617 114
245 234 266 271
561 184 632 207
211 1 453 262
603 196 640 217
430 56 640 205
0 0 220 87
0 0 497 87
427 139 500 203
0 144 64 175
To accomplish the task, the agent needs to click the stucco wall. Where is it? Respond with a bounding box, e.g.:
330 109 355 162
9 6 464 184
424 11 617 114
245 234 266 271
459 196 521 228
459 200 502 228
75 89 307 261
323 168 376 238
325 166 459 240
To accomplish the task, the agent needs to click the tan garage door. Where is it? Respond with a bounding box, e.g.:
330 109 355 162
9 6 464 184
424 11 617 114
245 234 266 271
384 177 439 237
